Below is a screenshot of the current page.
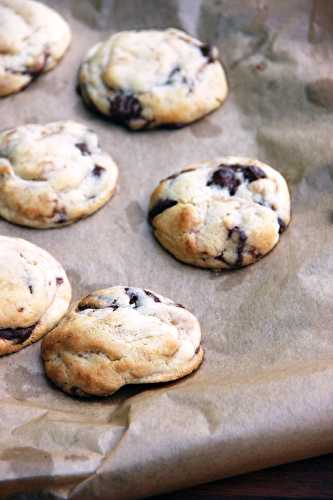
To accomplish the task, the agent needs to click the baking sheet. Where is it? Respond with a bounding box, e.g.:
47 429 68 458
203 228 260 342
0 0 333 498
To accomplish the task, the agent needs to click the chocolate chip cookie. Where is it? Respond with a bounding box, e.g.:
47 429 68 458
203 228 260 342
0 0 71 96
149 157 291 269
42 286 203 397
0 121 119 228
0 236 71 356
78 28 228 129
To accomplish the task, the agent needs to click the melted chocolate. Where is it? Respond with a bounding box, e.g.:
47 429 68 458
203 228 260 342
75 142 91 156
278 217 287 234
92 165 105 177
109 92 142 124
124 288 139 307
144 290 161 303
200 44 216 63
0 324 36 344
216 227 247 267
207 164 266 196
148 199 178 223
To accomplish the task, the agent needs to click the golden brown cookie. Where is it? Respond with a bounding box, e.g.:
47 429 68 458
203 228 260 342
42 286 203 397
149 157 291 269
0 121 118 228
0 236 71 356
79 28 228 129
0 0 71 96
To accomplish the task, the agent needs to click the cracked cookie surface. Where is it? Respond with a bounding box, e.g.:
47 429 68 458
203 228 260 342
0 121 119 228
0 0 71 96
0 236 71 356
78 28 228 129
42 286 203 397
149 157 291 269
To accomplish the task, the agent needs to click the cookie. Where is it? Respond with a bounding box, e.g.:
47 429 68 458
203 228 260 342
149 157 291 269
0 236 71 356
78 28 228 130
0 121 119 228
42 286 203 397
0 0 71 96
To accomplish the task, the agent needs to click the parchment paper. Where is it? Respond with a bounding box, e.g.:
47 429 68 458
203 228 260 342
0 0 333 498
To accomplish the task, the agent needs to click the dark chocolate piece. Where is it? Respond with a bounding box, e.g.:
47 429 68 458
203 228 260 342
200 44 216 63
278 217 287 234
216 227 247 267
207 166 240 195
0 324 36 344
28 285 33 294
56 277 64 286
92 165 105 177
165 66 181 85
75 142 91 156
144 290 161 303
207 164 266 195
52 205 67 224
242 165 266 183
229 227 247 267
124 287 139 307
9 50 50 79
109 92 142 124
148 199 178 223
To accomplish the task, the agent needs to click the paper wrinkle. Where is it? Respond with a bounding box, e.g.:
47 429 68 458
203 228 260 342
0 0 333 498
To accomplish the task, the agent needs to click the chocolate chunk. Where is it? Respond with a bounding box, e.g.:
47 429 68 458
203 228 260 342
75 142 91 155
28 285 33 294
216 227 247 267
278 217 287 234
242 165 266 183
144 290 161 302
165 66 181 85
18 307 24 312
109 92 142 124
56 277 64 286
207 166 240 195
124 287 139 307
148 199 178 223
200 44 216 63
176 303 185 309
20 51 50 79
54 208 68 224
92 165 105 177
0 324 36 344
207 164 266 195
77 295 119 312
229 227 247 267
56 215 67 224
